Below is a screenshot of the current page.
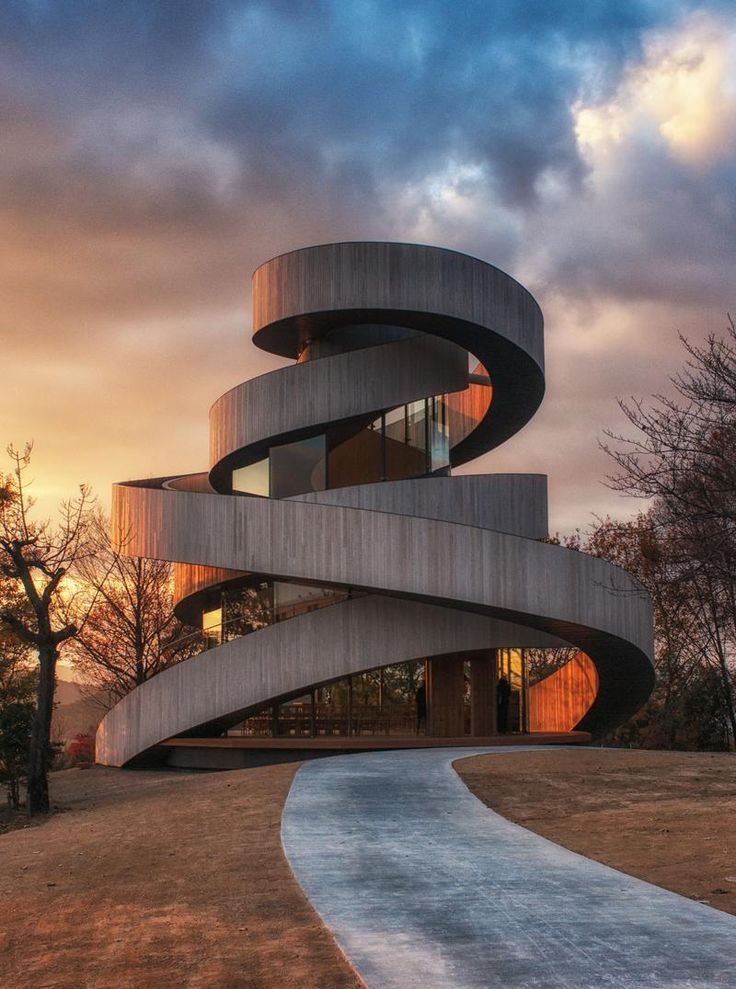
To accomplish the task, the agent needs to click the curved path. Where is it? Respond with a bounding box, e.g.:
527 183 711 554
282 748 735 989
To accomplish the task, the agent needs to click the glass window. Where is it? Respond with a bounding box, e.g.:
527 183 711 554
327 425 382 487
385 404 427 481
222 581 272 639
269 435 327 499
232 458 269 497
273 582 347 622
497 648 526 732
202 606 222 648
405 399 427 453
384 405 406 445
230 659 427 740
429 396 450 470
273 693 313 737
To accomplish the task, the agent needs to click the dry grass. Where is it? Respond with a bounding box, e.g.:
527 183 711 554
0 764 362 989
455 747 736 914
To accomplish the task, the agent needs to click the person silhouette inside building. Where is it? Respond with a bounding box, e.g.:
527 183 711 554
416 681 427 734
497 674 511 734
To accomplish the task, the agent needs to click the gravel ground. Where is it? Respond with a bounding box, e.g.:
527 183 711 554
0 763 362 989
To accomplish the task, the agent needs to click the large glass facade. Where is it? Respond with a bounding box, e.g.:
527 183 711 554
234 659 425 739
230 394 452 497
198 577 350 646
269 434 327 499
194 638 531 739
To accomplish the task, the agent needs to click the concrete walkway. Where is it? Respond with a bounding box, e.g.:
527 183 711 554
281 747 735 989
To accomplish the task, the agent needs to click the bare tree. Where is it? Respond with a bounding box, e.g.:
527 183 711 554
0 444 93 813
603 316 736 530
71 512 196 704
602 319 736 748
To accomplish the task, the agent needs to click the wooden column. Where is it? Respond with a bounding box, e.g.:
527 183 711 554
470 650 497 737
427 654 465 737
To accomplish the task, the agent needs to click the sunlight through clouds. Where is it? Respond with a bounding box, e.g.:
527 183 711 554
387 159 521 260
574 11 736 167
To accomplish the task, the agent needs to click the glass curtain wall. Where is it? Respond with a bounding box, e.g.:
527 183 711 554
269 435 327 499
235 659 425 739
200 578 350 645
496 648 528 732
226 650 530 740
231 395 451 496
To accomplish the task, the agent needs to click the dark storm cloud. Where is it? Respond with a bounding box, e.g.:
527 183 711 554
0 0 674 218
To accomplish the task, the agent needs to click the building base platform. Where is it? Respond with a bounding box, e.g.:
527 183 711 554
159 732 592 770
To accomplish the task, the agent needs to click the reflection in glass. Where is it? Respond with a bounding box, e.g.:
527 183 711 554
199 578 350 647
233 659 425 738
327 423 383 487
429 396 450 470
230 391 452 501
405 399 427 452
232 458 269 496
273 582 348 621
384 403 428 481
222 581 272 640
272 693 313 738
269 435 327 499
202 606 222 647
496 648 527 732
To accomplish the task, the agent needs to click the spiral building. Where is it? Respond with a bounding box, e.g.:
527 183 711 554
96 242 654 768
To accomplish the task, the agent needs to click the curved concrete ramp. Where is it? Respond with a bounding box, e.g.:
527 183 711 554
281 748 735 989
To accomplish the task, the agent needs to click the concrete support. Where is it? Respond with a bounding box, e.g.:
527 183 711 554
427 655 465 737
470 651 497 737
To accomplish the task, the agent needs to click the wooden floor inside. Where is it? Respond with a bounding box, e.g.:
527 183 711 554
164 732 591 751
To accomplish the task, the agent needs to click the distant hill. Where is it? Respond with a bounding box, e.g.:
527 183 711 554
53 678 107 742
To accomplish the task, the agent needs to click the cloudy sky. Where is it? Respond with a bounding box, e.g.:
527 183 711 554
2 0 734 532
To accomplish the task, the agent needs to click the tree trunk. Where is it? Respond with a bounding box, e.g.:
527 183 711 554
717 655 736 751
27 643 57 814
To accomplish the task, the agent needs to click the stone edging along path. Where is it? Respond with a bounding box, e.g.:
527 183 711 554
281 747 735 989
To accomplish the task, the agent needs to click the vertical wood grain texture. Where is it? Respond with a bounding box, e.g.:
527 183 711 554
252 243 544 369
290 474 548 539
427 655 466 737
527 653 599 733
470 652 497 736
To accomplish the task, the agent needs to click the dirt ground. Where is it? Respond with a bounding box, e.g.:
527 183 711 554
0 763 362 989
455 747 736 914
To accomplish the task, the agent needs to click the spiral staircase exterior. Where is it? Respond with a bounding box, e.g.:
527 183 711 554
96 242 654 768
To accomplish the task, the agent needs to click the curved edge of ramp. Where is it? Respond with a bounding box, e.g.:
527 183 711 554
281 748 735 989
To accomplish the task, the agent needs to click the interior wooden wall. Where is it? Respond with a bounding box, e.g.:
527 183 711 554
527 652 598 732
